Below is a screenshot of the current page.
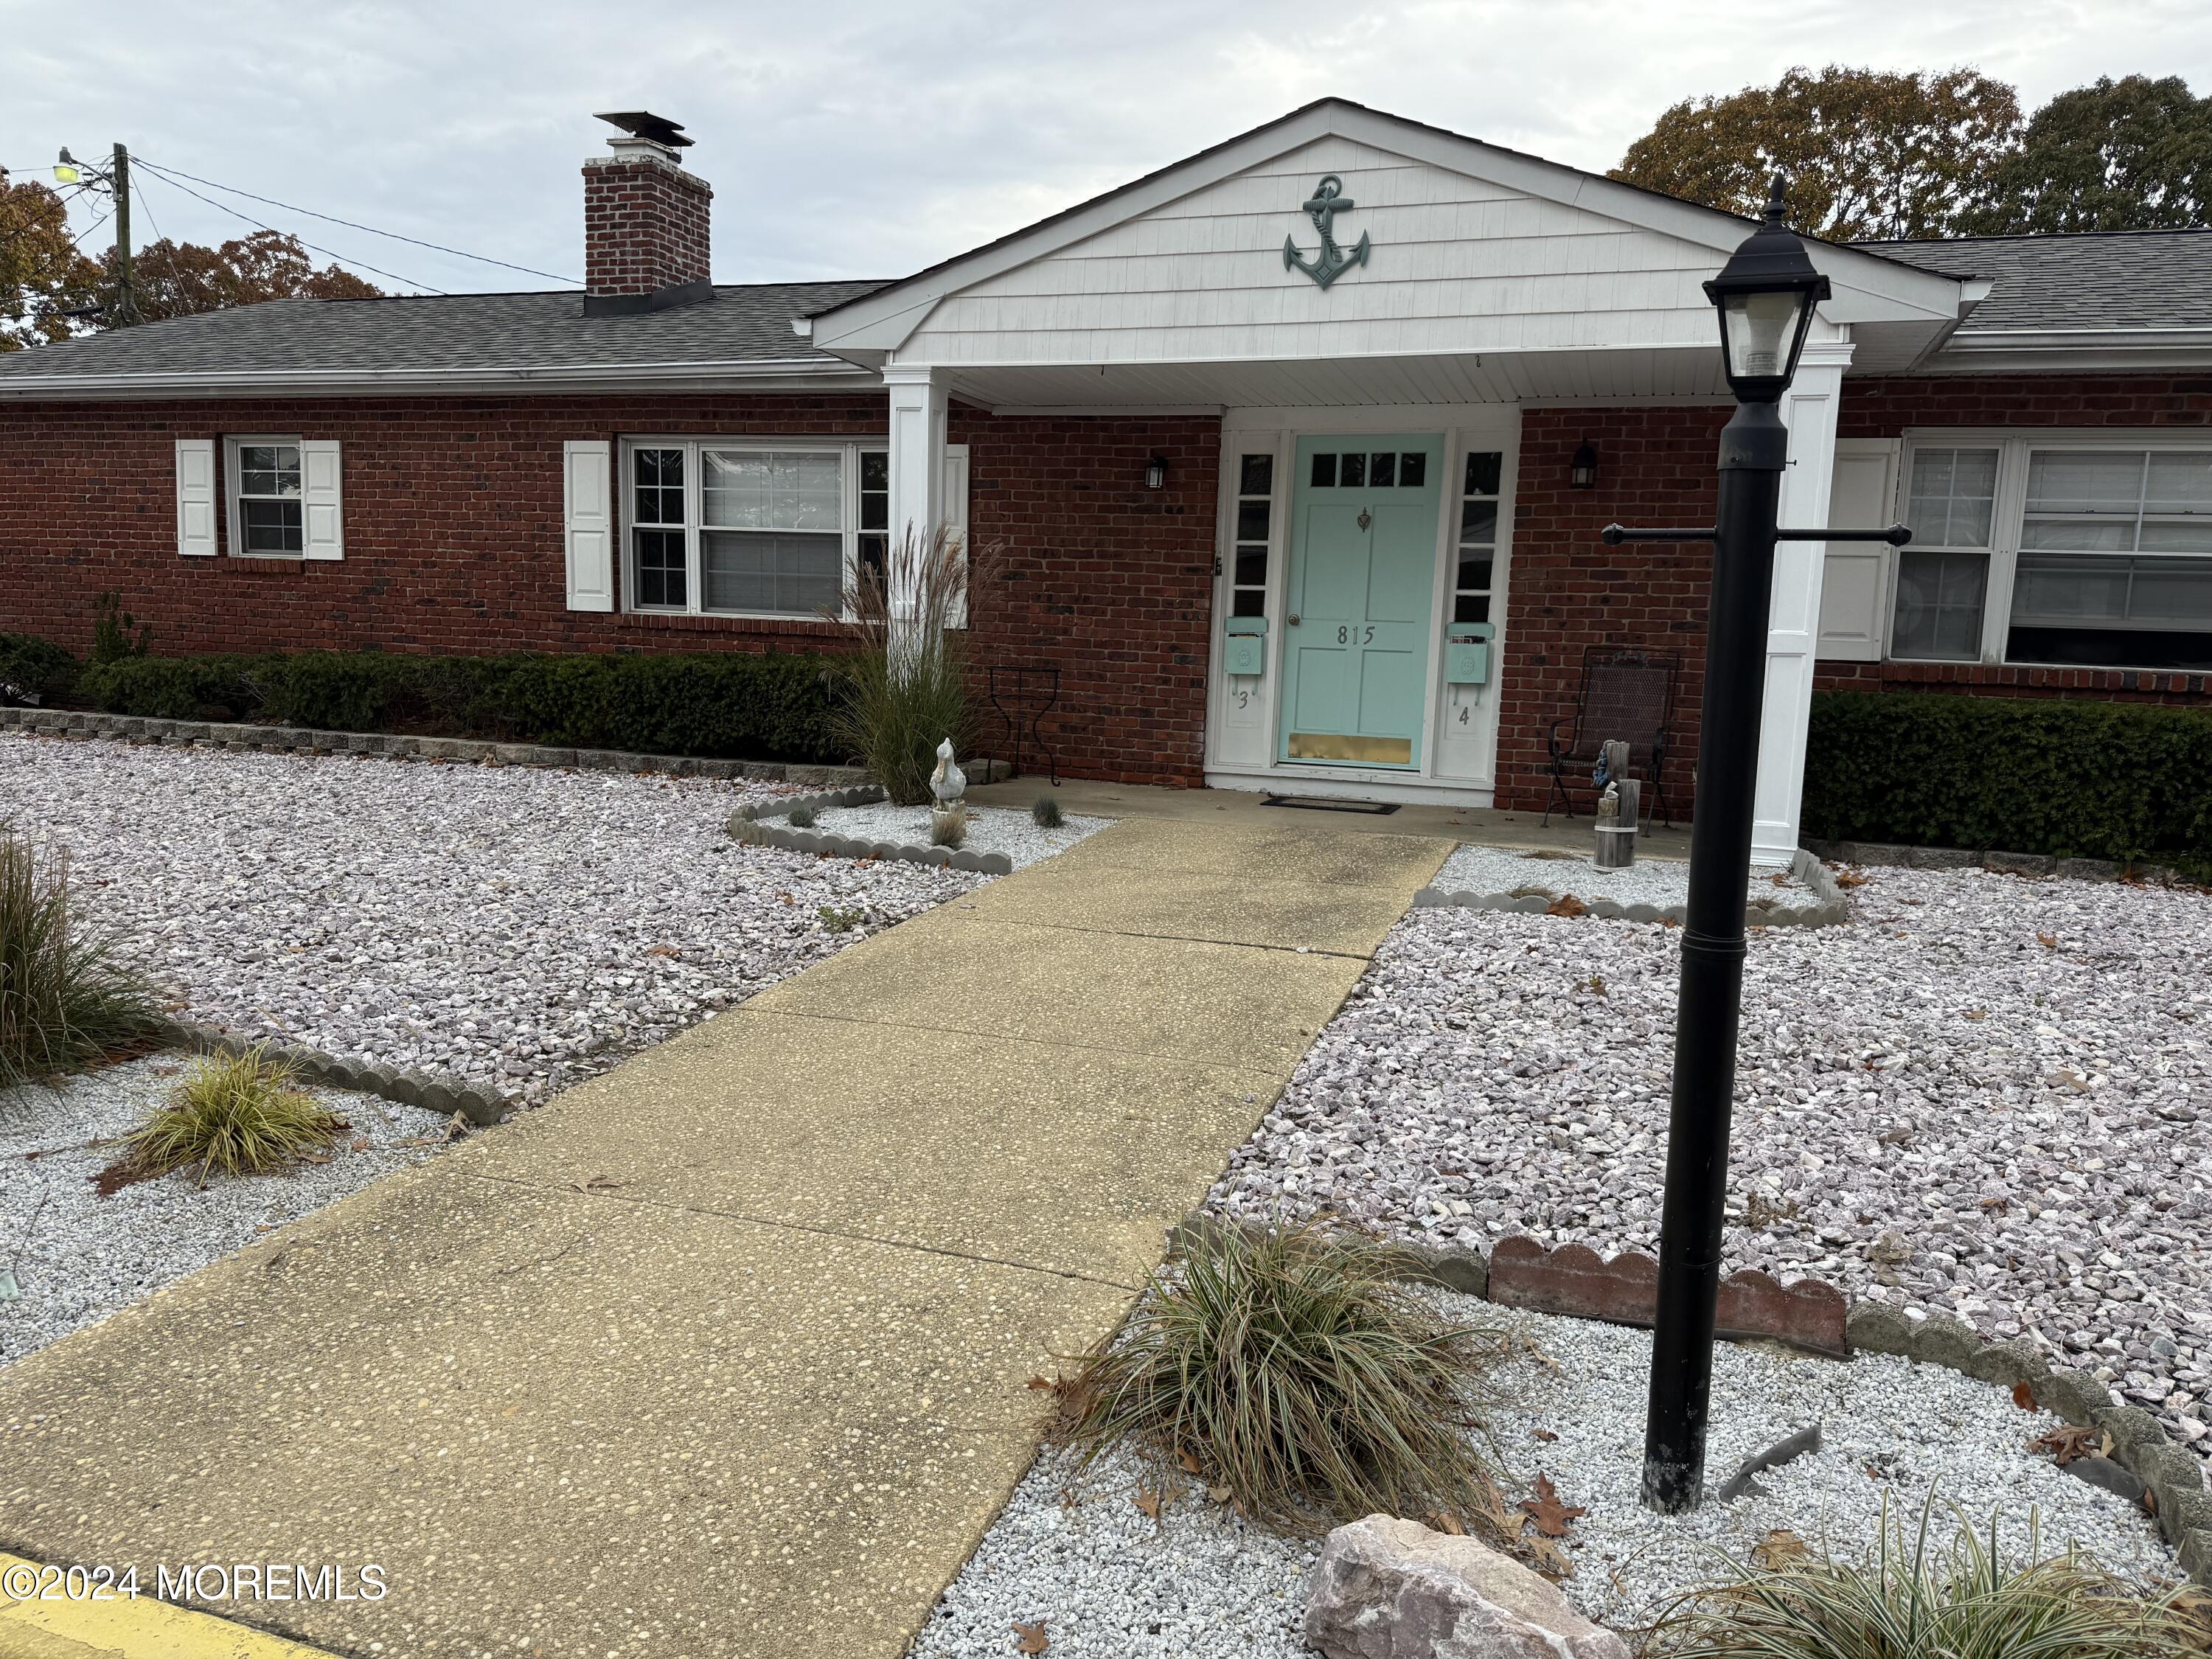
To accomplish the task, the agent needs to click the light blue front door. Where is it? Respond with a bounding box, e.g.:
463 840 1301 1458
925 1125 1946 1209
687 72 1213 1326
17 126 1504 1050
1279 434 1443 769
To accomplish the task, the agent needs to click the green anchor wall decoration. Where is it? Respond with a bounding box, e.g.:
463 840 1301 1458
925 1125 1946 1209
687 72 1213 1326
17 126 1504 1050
1283 173 1371 289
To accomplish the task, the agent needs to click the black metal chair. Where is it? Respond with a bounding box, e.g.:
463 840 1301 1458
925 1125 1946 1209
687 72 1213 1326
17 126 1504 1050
1543 647 1681 827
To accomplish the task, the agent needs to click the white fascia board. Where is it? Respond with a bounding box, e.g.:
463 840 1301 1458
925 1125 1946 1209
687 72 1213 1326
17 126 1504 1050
812 99 1972 359
1920 330 2212 372
0 360 883 401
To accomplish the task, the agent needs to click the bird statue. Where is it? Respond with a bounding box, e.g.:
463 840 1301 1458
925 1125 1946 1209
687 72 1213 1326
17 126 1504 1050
931 738 966 806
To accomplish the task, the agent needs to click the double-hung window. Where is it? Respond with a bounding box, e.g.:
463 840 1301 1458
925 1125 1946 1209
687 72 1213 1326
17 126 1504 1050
624 439 886 618
229 439 305 556
1893 436 2212 671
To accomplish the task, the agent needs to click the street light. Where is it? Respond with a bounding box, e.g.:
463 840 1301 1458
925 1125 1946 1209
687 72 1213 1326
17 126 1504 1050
1602 175 1910 1515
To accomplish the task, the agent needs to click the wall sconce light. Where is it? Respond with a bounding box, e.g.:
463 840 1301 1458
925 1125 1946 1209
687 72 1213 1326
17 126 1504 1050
1570 440 1599 491
1144 456 1168 490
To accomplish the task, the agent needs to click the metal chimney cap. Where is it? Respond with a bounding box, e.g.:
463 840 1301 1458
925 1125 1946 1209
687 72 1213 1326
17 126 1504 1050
593 111 692 148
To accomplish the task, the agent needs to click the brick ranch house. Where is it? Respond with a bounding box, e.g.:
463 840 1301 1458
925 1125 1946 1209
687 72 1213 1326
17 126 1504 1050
4 100 2209 860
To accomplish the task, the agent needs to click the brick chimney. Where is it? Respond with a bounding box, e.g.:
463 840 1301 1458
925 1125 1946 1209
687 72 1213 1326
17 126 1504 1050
582 111 712 316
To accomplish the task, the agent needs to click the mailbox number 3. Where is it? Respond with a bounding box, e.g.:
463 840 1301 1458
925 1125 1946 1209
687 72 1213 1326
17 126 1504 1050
1335 625 1376 645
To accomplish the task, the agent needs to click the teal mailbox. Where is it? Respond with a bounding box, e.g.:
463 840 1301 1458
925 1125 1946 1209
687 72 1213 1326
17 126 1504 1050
1445 622 1492 686
1223 616 1267 677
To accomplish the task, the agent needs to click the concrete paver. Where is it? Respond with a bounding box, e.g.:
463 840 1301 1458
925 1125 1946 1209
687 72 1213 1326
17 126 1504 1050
0 815 1450 1658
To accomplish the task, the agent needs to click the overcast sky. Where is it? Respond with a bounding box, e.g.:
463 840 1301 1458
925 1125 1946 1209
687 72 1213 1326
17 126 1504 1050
5 1 2208 297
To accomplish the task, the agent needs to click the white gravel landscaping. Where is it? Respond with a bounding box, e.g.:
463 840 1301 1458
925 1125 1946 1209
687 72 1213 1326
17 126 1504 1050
1435 842 1806 909
1 733 983 1102
911 1300 2183 1657
0 1054 453 1365
1208 863 2212 1461
806 799 1111 869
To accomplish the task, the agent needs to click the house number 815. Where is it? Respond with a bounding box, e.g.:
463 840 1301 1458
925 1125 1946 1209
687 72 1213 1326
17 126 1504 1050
1336 625 1374 644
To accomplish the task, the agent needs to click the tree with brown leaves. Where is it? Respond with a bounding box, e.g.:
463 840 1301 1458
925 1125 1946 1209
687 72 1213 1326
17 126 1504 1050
1612 65 2023 241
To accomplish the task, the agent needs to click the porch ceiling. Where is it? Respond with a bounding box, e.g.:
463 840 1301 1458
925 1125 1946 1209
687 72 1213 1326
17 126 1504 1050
947 344 1736 411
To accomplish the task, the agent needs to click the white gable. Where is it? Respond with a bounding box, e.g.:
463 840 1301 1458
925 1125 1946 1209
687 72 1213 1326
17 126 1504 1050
900 133 1731 368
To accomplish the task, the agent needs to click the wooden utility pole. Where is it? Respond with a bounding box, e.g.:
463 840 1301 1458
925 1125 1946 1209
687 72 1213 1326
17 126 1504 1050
110 142 141 326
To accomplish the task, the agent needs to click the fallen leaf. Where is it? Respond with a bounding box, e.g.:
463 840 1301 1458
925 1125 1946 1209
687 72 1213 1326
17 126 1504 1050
1133 1485 1166 1520
2037 932 2059 949
1832 868 1869 888
1518 1474 1587 1538
2030 1423 2101 1465
1025 1374 1064 1394
1523 1533 1575 1580
1207 1484 1232 1504
1423 1509 1464 1536
2012 1380 2038 1412
1545 894 1587 918
1176 1447 1203 1475
1012 1620 1049 1654
1963 1008 1988 1020
1752 1528 1812 1568
348 1137 370 1152
1531 1427 1558 1442
645 944 681 958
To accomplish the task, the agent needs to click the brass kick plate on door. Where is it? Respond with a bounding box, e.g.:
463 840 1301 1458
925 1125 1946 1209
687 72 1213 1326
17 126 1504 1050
1287 733 1412 765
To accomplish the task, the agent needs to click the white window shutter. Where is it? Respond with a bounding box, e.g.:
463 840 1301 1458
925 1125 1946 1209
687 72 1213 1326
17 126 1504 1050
175 439 218 556
1818 438 1900 662
299 439 344 560
563 440 615 612
943 442 970 629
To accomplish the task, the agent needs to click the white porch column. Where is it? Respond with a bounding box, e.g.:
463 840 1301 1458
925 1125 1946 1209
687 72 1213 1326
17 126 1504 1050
1750 338 1853 866
883 362 947 557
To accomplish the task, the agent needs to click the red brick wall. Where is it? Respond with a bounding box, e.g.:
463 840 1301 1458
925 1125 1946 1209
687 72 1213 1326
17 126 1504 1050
0 394 1218 783
581 155 712 296
1493 405 1728 815
958 414 1218 787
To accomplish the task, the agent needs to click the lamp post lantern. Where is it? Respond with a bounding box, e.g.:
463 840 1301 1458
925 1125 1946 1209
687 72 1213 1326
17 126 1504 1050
1602 177 1911 1514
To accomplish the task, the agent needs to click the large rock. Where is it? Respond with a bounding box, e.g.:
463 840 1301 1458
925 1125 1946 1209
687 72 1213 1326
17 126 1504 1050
1304 1515 1630 1659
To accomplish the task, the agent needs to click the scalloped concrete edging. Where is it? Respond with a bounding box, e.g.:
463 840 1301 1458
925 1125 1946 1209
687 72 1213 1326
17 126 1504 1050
1411 844 1850 928
1801 834 2194 888
0 704 870 787
726 785 1017 876
156 1016 510 1127
1166 1214 2208 1581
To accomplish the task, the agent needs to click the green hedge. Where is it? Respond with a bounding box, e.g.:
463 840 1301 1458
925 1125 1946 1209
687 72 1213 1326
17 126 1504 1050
1804 690 2212 872
0 633 78 704
74 649 846 765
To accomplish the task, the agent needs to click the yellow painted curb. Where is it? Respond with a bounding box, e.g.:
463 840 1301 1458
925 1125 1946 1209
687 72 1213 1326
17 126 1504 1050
0 1555 336 1658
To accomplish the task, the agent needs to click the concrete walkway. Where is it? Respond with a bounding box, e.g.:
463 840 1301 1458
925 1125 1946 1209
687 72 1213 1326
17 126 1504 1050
0 817 1450 1659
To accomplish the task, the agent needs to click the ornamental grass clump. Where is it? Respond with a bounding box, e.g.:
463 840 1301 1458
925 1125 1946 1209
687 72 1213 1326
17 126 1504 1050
1647 1494 2209 1659
1051 1218 1512 1539
1031 793 1064 829
826 524 998 806
120 1046 344 1186
0 832 159 1088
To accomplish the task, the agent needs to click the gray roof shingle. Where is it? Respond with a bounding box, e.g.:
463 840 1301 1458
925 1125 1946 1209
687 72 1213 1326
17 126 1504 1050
0 279 889 383
1853 229 2212 333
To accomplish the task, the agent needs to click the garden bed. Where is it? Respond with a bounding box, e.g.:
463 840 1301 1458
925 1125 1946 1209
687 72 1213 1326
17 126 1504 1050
0 1055 453 1365
808 800 1110 871
1208 863 2212 1460
912 1300 2185 1656
2 732 982 1102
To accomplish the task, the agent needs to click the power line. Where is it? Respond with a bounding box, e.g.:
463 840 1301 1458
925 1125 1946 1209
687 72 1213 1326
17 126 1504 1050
133 164 445 294
136 157 580 285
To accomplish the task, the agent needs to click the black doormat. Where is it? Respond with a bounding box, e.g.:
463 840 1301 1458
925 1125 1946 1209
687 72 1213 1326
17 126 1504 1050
1262 794 1402 815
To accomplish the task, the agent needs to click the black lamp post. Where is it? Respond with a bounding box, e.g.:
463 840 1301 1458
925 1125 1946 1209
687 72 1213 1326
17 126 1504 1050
1603 177 1911 1514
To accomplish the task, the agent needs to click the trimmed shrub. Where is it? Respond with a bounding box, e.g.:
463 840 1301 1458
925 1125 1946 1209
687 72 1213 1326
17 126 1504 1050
0 633 78 705
77 649 845 764
1804 692 2212 872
